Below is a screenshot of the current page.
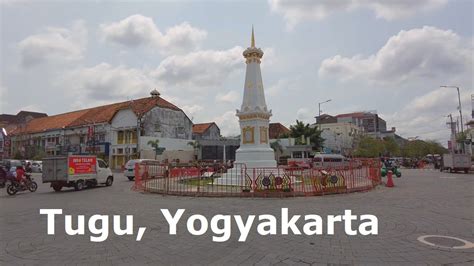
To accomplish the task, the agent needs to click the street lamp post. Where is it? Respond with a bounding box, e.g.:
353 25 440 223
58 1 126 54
440 86 464 133
318 99 332 129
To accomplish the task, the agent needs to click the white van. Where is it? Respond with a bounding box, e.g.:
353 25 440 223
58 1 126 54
124 159 161 181
312 154 350 169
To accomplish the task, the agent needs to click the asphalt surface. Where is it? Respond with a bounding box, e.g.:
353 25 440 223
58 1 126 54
0 169 473 265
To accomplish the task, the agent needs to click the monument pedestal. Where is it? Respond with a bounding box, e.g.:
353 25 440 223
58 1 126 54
235 147 277 168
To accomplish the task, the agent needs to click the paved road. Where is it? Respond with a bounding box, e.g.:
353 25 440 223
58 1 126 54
0 169 473 265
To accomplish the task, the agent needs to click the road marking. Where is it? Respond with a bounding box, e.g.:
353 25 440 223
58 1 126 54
417 235 474 249
439 176 457 179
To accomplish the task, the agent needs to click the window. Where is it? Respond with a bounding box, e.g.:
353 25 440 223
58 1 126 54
117 148 123 154
131 131 137 144
176 127 185 136
292 152 302 158
117 131 124 144
98 160 108 168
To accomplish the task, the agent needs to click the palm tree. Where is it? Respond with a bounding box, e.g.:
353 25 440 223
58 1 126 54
188 141 201 161
147 139 161 158
288 120 324 150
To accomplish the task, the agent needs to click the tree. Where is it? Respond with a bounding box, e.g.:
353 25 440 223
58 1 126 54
382 137 400 157
400 139 447 158
187 141 201 161
287 120 324 150
353 136 385 157
147 139 164 158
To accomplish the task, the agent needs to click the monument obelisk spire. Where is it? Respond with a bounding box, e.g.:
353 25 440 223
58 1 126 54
234 27 276 168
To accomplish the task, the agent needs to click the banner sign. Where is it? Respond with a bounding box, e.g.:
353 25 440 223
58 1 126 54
68 156 96 175
88 126 94 138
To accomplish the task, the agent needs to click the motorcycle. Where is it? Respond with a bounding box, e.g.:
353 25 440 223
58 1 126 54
6 173 38 196
0 168 15 189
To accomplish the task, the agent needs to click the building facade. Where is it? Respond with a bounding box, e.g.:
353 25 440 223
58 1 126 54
319 122 363 155
8 93 193 168
0 111 48 160
192 123 220 140
335 111 387 137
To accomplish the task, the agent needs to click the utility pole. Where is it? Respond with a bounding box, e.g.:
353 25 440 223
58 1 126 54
441 86 464 133
447 114 456 153
317 99 332 130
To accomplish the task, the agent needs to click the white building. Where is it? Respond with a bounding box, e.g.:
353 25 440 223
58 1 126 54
318 122 363 155
9 92 193 168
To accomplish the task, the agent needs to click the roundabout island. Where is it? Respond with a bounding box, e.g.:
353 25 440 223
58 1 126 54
133 28 382 198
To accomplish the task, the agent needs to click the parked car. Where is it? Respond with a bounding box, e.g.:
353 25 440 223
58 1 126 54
124 159 162 181
3 159 22 170
31 161 42 173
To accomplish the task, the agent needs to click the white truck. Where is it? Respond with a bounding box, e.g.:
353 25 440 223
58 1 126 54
440 153 471 173
42 155 114 191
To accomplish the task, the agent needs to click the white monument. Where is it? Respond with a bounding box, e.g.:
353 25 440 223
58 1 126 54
215 28 276 186
234 27 276 168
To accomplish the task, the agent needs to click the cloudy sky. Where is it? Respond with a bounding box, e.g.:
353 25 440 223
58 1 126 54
1 0 473 143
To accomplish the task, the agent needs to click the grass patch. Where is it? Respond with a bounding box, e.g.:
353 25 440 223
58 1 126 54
181 177 216 186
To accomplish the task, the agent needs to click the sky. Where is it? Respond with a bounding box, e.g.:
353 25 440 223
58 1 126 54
1 0 473 144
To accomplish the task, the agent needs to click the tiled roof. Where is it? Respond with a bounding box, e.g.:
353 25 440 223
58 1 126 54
192 123 216 134
269 123 290 139
11 96 182 135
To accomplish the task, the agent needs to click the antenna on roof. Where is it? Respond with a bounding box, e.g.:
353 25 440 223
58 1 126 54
150 89 160 98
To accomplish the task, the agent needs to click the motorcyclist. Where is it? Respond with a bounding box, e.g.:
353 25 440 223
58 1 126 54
0 166 6 188
15 165 26 187
25 162 32 173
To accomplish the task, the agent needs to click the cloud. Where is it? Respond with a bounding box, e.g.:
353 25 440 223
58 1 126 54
53 44 251 113
269 0 447 28
212 110 240 137
18 20 87 67
182 104 203 119
266 76 304 96
319 26 473 84
0 83 6 112
153 46 244 88
100 14 207 55
296 107 313 123
383 86 472 141
59 63 156 108
215 90 240 103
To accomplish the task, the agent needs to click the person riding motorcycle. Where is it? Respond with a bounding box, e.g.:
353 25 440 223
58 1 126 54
0 166 7 188
15 165 27 187
25 162 32 173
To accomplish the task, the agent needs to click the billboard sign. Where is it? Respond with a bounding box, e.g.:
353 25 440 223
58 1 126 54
68 156 97 175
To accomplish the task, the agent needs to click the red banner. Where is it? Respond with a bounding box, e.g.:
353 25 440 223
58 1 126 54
88 126 94 138
68 156 96 175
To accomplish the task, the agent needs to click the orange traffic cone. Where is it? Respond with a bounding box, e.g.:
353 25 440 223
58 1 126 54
386 170 394 187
